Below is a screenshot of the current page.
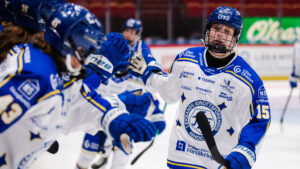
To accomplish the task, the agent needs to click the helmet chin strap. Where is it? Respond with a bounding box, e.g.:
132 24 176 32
66 54 82 76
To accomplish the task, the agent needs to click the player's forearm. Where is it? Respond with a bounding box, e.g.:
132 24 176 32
146 73 180 104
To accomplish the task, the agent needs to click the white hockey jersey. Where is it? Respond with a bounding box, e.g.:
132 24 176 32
97 73 144 97
0 44 111 169
293 41 300 76
146 47 271 169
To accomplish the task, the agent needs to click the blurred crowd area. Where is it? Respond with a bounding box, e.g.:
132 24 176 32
67 0 300 45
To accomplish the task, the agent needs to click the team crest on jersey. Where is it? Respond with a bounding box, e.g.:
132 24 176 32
184 100 222 141
258 85 268 98
17 79 40 100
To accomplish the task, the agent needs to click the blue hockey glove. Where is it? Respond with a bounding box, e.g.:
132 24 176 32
290 73 298 88
101 108 157 154
223 143 256 169
118 90 151 117
129 48 162 84
104 90 152 117
85 32 130 84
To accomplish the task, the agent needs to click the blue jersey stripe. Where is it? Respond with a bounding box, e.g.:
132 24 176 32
80 89 106 112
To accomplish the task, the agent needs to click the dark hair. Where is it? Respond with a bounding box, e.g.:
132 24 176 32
0 23 33 63
0 23 67 74
31 32 67 74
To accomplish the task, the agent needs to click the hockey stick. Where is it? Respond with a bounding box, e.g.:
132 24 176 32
130 139 154 165
280 88 294 132
196 112 230 168
130 102 168 165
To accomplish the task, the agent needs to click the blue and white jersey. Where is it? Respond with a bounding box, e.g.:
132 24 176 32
129 40 151 56
0 44 64 133
0 44 111 169
146 47 271 169
97 73 144 97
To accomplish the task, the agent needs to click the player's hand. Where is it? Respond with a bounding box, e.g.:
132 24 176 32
118 90 151 117
129 48 162 84
104 90 152 117
223 143 255 169
85 32 130 84
101 108 157 154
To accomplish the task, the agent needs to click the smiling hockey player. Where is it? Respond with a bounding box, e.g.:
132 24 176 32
130 6 271 169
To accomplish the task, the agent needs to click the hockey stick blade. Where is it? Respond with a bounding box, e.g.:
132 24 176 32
196 112 230 168
130 139 154 165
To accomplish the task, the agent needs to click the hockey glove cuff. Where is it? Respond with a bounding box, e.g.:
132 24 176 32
290 72 299 88
224 143 256 169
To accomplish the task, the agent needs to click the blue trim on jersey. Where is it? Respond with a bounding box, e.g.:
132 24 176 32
0 44 63 133
80 84 111 113
0 24 2 31
222 56 271 148
167 159 207 169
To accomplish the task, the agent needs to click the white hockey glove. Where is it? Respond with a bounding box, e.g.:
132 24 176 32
129 48 162 84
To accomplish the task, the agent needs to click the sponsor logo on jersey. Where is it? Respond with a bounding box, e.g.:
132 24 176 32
184 100 222 141
17 79 40 100
197 76 215 84
179 50 195 58
175 140 216 160
181 85 192 91
179 71 194 79
220 79 235 94
219 92 233 101
195 87 212 95
233 66 254 83
176 140 186 152
10 86 31 108
186 144 214 160
258 85 268 99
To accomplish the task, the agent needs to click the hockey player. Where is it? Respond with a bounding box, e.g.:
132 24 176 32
289 38 300 88
0 3 157 169
130 6 271 169
75 18 166 169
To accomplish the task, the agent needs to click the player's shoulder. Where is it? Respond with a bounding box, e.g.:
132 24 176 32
19 44 59 78
226 54 264 90
9 44 63 90
141 41 150 50
174 46 205 64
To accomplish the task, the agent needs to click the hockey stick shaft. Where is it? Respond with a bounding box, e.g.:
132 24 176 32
130 139 154 165
131 102 168 165
280 88 293 124
196 112 230 168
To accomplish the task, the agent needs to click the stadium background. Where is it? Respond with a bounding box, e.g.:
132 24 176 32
66 0 300 79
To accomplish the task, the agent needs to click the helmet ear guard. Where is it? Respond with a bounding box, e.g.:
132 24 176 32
204 6 243 54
